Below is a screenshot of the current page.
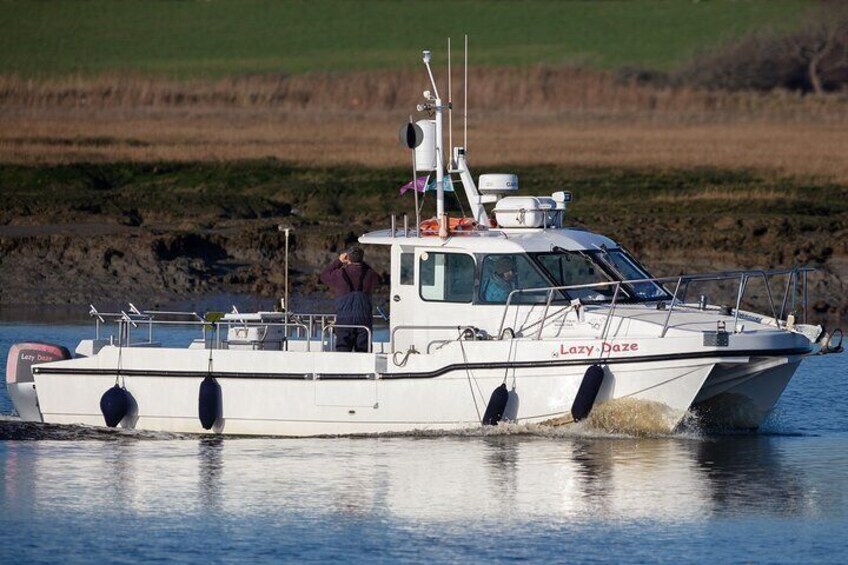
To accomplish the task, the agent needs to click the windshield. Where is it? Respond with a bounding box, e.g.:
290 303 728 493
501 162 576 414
594 249 670 301
532 248 669 303
534 251 620 302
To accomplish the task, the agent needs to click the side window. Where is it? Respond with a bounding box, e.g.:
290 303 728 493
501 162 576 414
419 252 475 303
479 254 550 304
400 252 414 285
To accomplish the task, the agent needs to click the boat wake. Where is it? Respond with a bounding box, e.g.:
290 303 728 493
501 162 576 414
0 415 189 441
0 413 695 441
367 399 702 440
585 397 696 437
0 395 788 441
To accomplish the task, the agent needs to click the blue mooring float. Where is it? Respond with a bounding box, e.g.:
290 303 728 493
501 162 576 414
198 375 221 430
482 383 509 426
571 364 605 422
100 384 129 428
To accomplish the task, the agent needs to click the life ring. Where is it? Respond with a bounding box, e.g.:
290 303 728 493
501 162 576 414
419 217 479 236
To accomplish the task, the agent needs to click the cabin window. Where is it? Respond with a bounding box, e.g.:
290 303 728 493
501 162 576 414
595 249 668 301
479 254 551 304
400 252 414 285
534 252 619 302
419 252 475 303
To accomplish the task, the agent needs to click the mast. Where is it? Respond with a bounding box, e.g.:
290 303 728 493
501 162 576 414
421 50 446 236
418 45 489 229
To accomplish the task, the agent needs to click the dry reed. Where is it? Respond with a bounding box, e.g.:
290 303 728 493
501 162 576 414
2 66 848 180
4 66 848 119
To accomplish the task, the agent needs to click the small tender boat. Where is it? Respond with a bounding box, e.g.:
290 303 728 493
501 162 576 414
6 48 842 436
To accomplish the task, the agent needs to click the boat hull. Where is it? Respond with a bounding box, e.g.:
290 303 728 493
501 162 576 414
27 347 718 436
692 356 802 429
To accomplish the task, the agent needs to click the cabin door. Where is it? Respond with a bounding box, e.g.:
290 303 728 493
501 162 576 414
390 245 478 354
389 244 418 343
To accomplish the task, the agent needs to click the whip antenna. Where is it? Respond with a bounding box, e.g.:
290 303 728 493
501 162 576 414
448 37 453 168
464 35 468 152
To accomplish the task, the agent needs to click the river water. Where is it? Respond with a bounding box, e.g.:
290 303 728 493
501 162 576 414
1 323 847 563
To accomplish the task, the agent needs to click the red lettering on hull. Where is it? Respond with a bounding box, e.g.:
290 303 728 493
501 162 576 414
558 342 639 356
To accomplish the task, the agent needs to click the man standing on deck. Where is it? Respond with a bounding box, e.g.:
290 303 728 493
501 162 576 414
320 246 381 352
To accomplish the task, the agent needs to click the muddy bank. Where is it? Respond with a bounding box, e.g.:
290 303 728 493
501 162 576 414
0 220 374 316
0 161 845 325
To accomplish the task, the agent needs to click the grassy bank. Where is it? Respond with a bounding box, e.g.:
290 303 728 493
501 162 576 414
0 0 807 77
2 160 845 227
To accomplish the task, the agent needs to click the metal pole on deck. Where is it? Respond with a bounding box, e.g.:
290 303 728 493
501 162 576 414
279 225 291 312
411 115 420 234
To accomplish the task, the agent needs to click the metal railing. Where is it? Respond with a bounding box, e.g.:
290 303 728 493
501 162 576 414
322 324 373 353
88 266 812 355
87 305 385 353
496 266 814 341
390 325 479 355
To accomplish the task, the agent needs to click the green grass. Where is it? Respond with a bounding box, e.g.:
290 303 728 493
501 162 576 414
0 0 808 78
2 160 845 226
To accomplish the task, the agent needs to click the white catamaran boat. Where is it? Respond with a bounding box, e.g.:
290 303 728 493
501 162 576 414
5 48 843 436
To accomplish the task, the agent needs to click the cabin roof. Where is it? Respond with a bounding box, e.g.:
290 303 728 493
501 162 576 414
359 227 619 253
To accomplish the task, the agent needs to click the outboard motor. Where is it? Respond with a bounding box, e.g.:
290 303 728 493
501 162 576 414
5 342 71 422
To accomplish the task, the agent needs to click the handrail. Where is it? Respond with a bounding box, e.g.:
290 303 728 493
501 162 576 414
659 277 683 338
90 306 382 341
759 272 780 327
322 324 373 353
144 310 204 321
93 316 315 351
427 339 455 354
496 266 814 339
391 325 477 354
600 282 622 341
732 273 747 332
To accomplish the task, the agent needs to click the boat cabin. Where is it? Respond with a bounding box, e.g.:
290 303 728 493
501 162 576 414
360 179 671 355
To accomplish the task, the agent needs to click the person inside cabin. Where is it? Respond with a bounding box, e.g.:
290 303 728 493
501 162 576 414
481 256 517 303
320 245 381 352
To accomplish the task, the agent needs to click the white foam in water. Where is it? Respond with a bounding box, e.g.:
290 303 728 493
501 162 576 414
358 400 704 440
0 417 192 441
1 400 704 441
585 397 689 437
